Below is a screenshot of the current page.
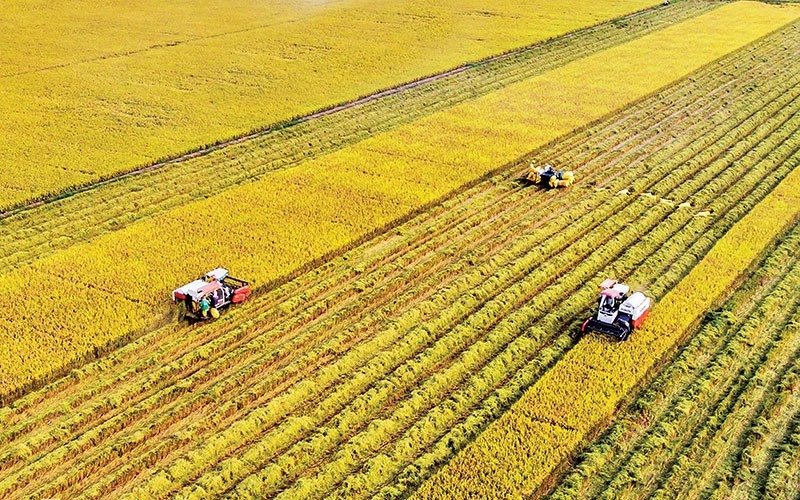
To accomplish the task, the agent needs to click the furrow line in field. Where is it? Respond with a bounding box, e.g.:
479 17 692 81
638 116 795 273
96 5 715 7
62 172 673 496
0 173 535 429
645 308 800 499
692 333 800 499
266 97 800 500
600 140 797 496
3 46 796 496
144 93 800 496
6 38 780 454
648 300 800 500
9 18 776 410
360 102 797 500
7 59 800 472
0 182 554 477
763 396 800 498
4 141 676 492
584 152 798 491
48 82 776 496
580 216 791 500
3 20 796 496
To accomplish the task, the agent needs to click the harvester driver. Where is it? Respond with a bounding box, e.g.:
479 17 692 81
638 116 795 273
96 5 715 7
200 295 211 318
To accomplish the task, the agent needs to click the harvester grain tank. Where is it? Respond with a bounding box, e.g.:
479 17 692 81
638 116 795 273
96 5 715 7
527 163 574 188
171 268 251 320
582 279 651 341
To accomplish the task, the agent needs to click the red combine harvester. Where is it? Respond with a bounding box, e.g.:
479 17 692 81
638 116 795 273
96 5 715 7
582 279 651 341
171 268 251 320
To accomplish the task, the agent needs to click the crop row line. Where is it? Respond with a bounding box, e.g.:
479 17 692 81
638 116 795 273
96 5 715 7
139 80 800 498
6 19 788 442
0 1 719 272
547 221 800 499
296 94 800 495
3 21 796 494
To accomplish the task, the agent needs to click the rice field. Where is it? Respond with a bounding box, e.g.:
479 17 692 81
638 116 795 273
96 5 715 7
3 1 800 498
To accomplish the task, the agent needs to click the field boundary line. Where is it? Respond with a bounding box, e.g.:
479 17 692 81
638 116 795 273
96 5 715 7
0 1 696 219
3 14 796 406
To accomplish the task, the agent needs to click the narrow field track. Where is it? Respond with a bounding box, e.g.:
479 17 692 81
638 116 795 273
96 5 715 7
0 1 717 274
2 22 800 498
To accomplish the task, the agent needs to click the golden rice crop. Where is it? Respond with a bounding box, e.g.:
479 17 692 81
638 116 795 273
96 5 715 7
414 162 800 499
1 1 797 400
0 0 659 209
1 24 798 494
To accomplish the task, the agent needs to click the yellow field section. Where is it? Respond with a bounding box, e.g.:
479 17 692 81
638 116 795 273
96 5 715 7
342 1 800 178
0 0 299 75
0 0 659 209
414 155 800 500
1 2 798 397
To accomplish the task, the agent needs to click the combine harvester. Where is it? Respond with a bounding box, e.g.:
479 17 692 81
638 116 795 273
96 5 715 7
527 163 575 188
171 268 251 321
582 279 652 341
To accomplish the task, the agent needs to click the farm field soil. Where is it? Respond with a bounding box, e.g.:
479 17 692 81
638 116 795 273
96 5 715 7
0 0 660 209
2 18 800 496
548 221 800 499
2 1 797 401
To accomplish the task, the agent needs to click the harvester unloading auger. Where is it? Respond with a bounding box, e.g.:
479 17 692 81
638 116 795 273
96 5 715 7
527 163 574 188
582 279 652 341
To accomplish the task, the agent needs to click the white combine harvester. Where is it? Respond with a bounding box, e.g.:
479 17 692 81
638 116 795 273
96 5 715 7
581 279 651 341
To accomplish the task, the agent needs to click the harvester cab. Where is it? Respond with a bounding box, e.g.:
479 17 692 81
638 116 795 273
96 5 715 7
582 279 651 341
527 163 574 188
171 268 251 321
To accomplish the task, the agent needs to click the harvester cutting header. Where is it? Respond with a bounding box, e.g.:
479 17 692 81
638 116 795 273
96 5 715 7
172 268 251 320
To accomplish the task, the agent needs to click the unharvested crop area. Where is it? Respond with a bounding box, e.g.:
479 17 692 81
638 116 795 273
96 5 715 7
0 0 657 209
1 0 794 401
3 1 800 498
